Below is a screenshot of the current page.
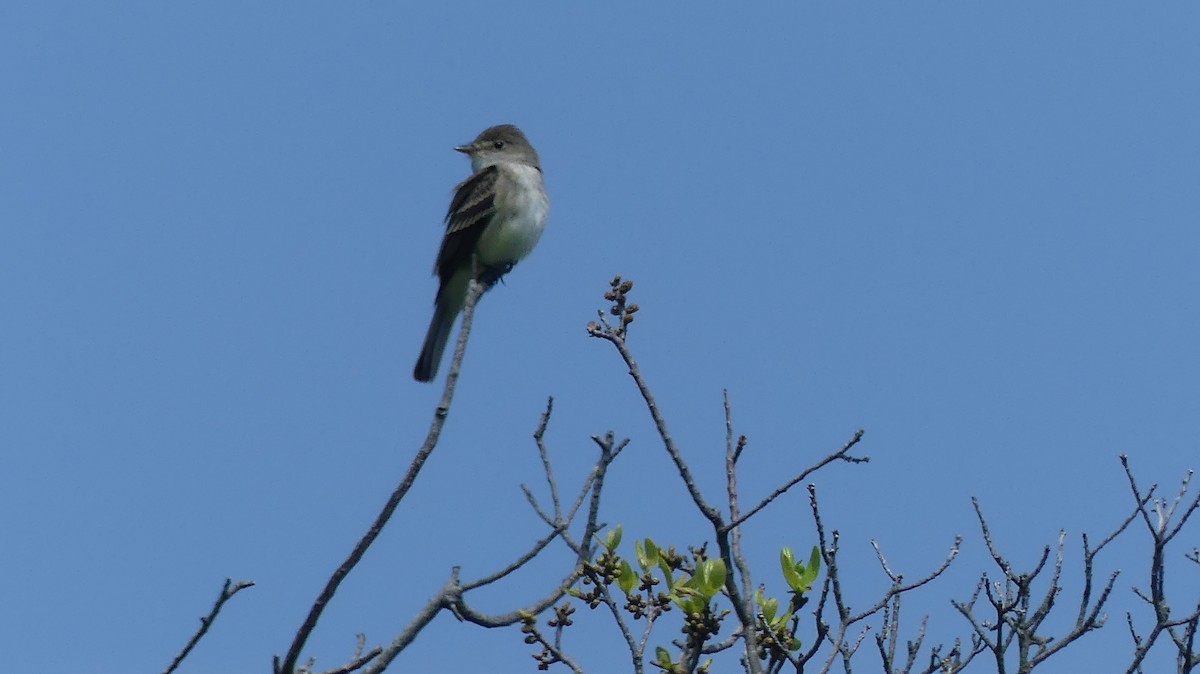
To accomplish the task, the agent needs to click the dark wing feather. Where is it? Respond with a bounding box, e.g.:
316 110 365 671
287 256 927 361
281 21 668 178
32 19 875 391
434 166 498 285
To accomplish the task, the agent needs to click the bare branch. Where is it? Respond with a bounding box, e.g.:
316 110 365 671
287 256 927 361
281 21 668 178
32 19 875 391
952 486 1137 674
278 280 487 674
461 523 569 591
533 397 563 521
522 616 586 674
850 538 960 625
587 279 721 526
723 390 761 672
590 280 765 673
439 429 616 669
309 634 382 674
164 578 254 674
725 430 867 533
1122 455 1200 673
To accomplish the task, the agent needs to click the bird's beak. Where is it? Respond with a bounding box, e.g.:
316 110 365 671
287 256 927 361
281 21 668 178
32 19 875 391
454 144 472 154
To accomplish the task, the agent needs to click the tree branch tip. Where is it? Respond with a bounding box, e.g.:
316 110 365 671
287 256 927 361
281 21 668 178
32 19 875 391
590 433 613 448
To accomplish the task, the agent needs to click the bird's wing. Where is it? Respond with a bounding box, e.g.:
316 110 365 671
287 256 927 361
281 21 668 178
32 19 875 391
434 166 498 281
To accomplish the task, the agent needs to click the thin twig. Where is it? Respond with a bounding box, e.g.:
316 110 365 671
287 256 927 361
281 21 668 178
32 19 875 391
163 578 255 674
1122 455 1200 673
461 524 569 591
588 311 721 525
523 620 586 674
723 390 761 673
533 397 563 521
278 280 486 674
725 430 867 533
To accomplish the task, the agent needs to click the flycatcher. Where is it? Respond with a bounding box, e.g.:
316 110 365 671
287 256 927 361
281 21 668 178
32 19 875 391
413 124 550 382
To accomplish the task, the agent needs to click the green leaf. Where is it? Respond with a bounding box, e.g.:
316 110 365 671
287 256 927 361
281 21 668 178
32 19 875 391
672 589 705 615
616 560 638 594
593 526 621 552
804 545 822 582
636 538 659 571
780 547 804 591
688 562 708 596
654 543 674 582
759 595 779 623
655 646 673 669
698 558 727 599
771 608 796 631
603 525 623 551
780 545 822 593
680 560 725 601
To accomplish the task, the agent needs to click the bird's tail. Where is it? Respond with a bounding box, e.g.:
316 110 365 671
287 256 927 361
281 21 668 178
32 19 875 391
413 301 455 382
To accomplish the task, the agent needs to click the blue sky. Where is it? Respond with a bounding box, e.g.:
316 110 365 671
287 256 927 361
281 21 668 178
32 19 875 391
2 3 1198 672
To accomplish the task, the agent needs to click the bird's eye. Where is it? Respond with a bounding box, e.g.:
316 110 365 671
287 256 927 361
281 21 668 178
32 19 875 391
492 140 505 150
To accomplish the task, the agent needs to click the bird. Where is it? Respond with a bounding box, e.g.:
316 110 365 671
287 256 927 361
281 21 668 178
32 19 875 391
413 124 550 382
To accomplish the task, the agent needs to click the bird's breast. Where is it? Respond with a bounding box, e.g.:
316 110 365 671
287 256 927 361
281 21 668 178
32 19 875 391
476 163 549 266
